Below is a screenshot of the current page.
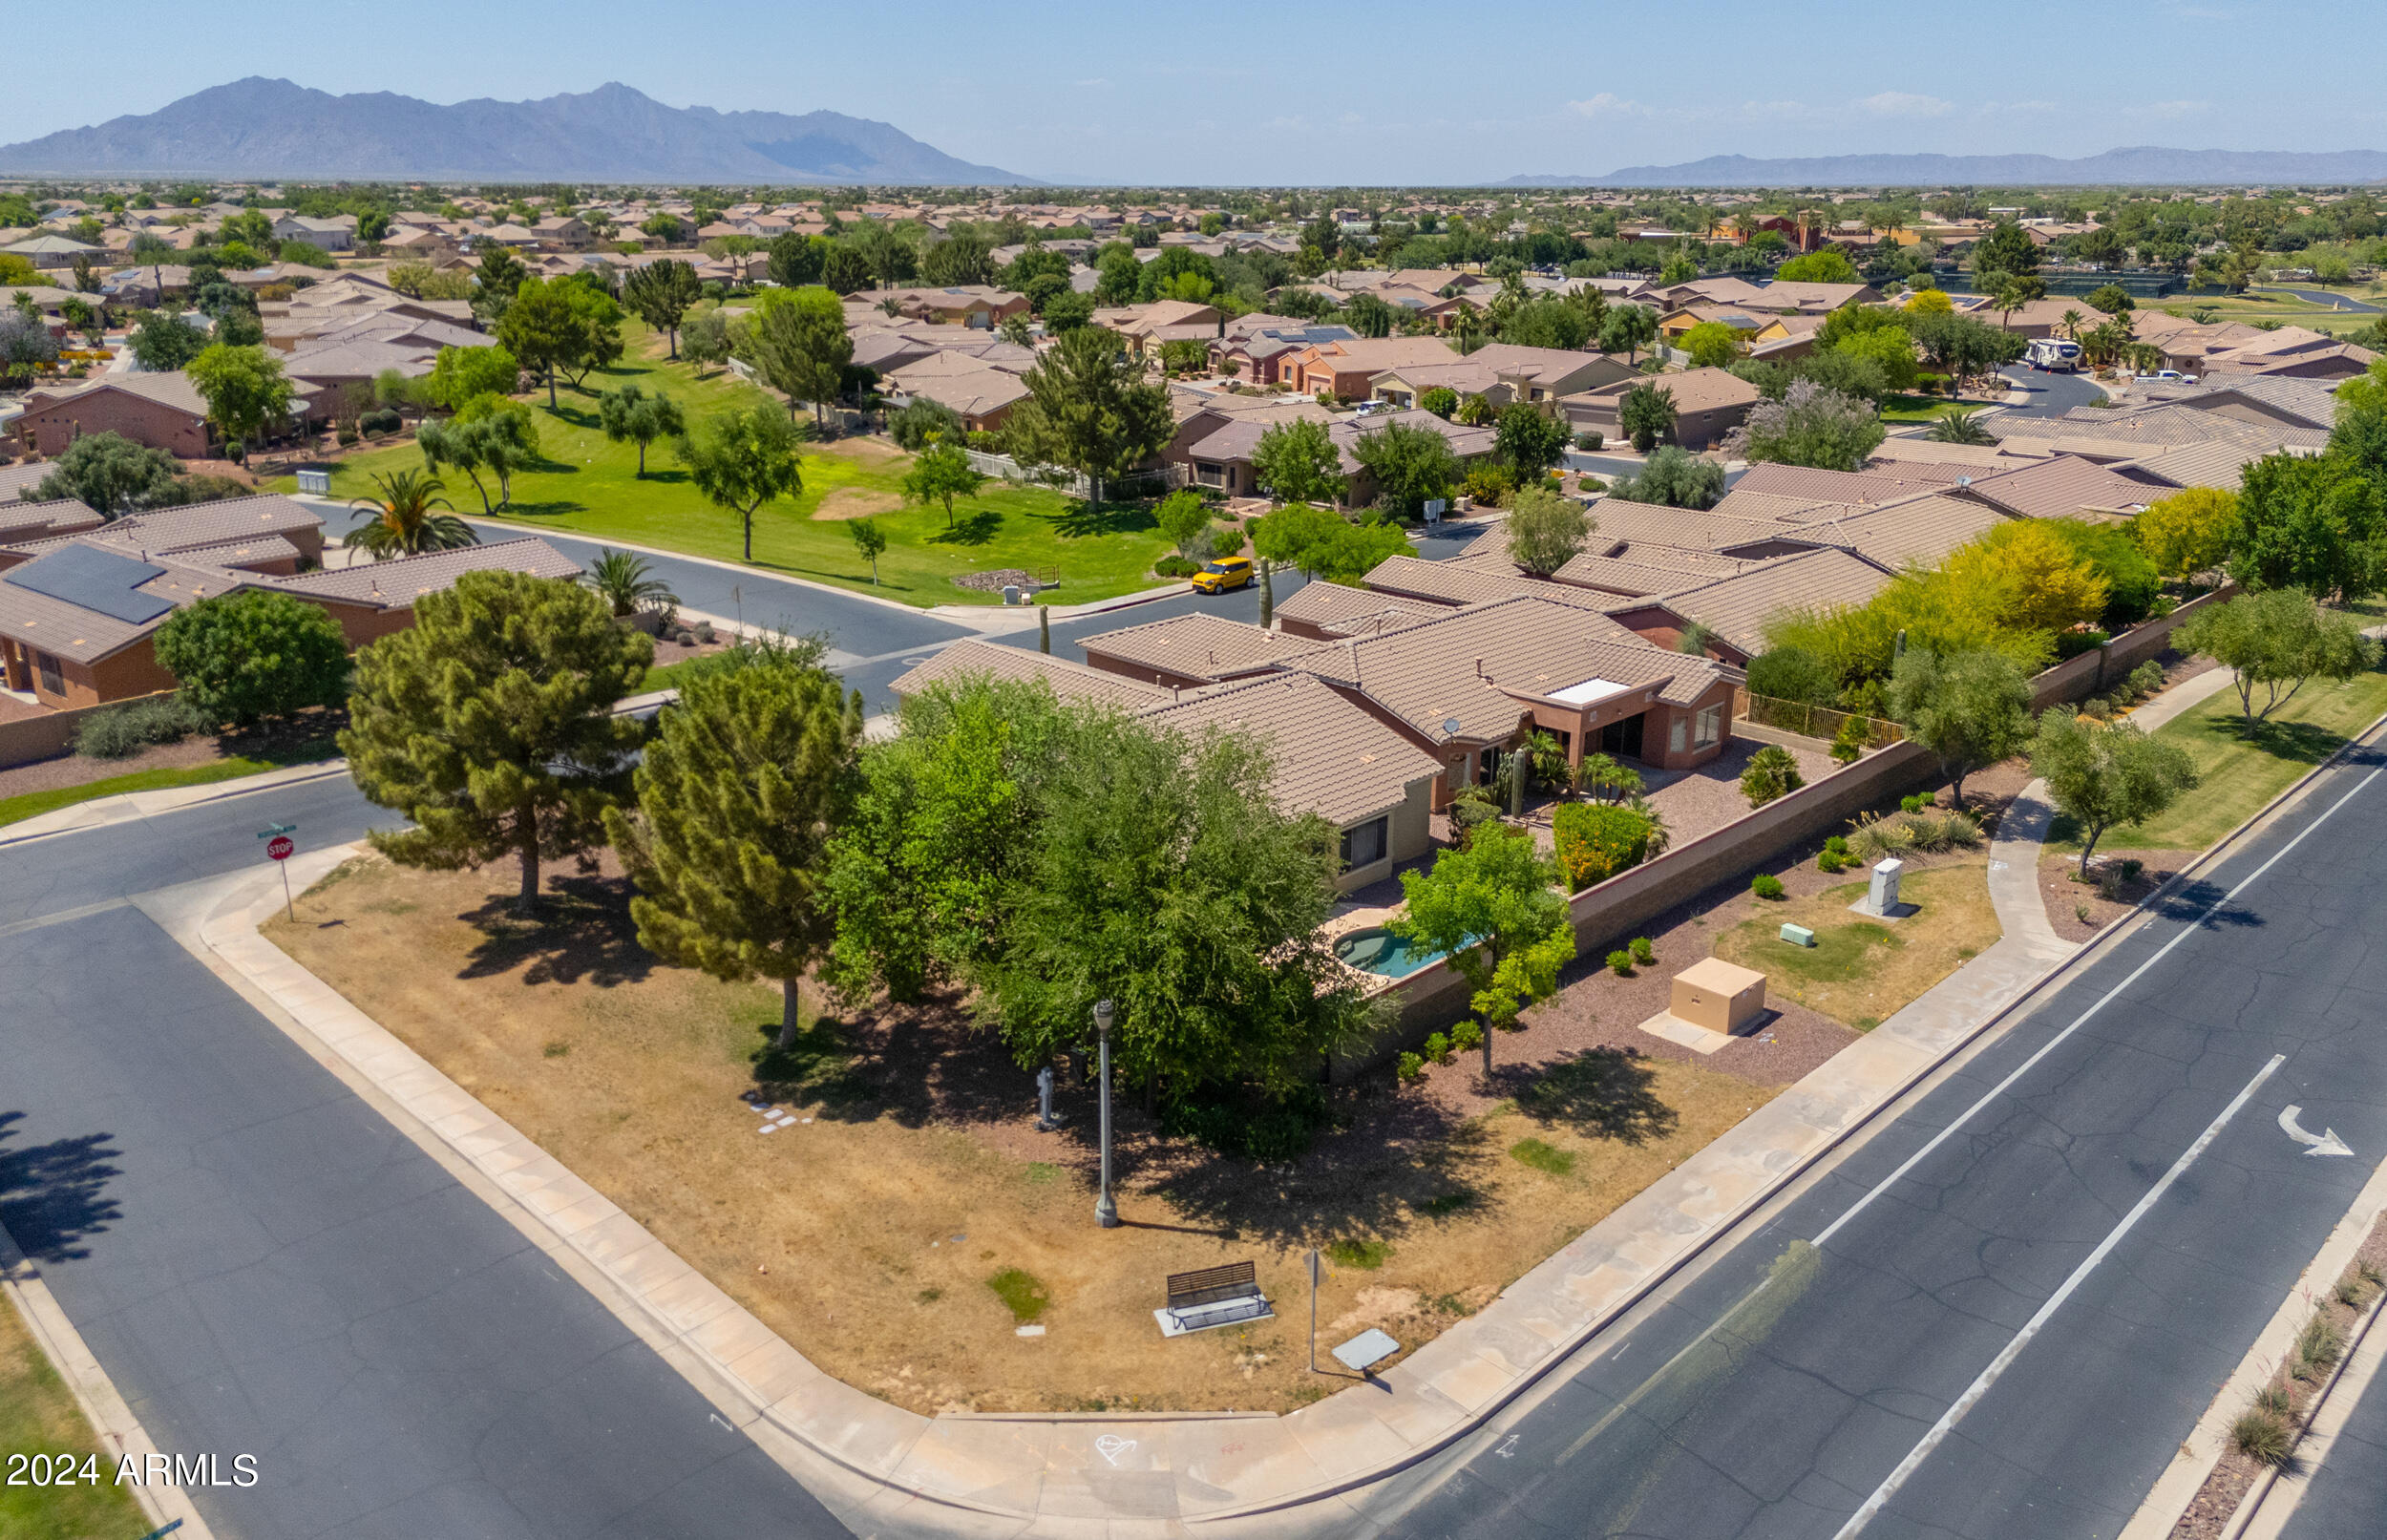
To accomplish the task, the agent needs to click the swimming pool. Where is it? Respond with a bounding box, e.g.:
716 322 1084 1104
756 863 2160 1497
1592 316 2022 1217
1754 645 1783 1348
1332 926 1450 979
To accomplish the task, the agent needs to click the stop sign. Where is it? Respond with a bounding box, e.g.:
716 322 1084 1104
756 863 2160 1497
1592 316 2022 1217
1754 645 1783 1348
266 835 294 861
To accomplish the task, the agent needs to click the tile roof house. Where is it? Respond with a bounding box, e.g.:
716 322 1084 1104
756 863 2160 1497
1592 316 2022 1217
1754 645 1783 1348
1958 455 2163 521
12 372 216 460
1558 368 1762 452
1607 547 1891 664
1078 611 1324 690
1271 580 1445 641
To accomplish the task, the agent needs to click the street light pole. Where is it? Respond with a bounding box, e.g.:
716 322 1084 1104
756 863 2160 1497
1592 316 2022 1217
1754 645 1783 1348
1093 999 1119 1229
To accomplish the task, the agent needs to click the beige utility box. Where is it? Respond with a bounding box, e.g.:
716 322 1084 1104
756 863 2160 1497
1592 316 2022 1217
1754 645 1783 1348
1670 958 1768 1035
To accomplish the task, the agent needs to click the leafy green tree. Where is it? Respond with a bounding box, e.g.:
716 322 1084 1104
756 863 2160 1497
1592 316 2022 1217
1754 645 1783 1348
1003 325 1173 503
1154 488 1215 559
185 344 292 450
1042 288 1097 333
1911 310 2026 383
595 382 686 476
1834 325 1920 392
1774 248 1862 284
128 307 206 370
1729 379 1885 472
1972 221 2041 281
605 653 860 1043
1618 381 1678 453
346 469 478 559
472 245 529 324
154 589 349 728
417 395 541 511
1494 403 1571 481
1679 321 1743 369
1745 645 1836 705
1250 504 1344 575
31 432 179 518
1419 386 1460 418
901 442 987 529
622 259 703 357
827 676 1075 1003
1986 271 2049 331
2229 453 2387 602
680 309 733 377
675 401 807 561
1250 417 1343 505
766 232 826 288
343 572 651 912
1885 648 2033 803
1499 297 1595 351
738 285 852 427
1308 519 1414 585
496 277 582 408
1598 303 1658 362
848 517 887 583
1348 419 1460 520
2031 714 2198 869
1392 826 1575 1074
1606 446 1724 509
2178 587 2379 730
2135 487 2240 581
421 344 520 411
2084 283 2135 316
979 715 1368 1101
1505 485 1592 576
888 396 965 452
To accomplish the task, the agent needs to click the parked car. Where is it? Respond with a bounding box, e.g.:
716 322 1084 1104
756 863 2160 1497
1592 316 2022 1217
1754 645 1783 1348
1191 556 1254 594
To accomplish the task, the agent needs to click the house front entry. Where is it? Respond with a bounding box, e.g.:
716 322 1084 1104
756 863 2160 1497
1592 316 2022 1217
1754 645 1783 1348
1598 711 1647 761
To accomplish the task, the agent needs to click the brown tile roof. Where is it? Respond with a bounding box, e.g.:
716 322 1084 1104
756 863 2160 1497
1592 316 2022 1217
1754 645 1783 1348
1271 581 1444 638
11 496 323 559
1077 611 1322 682
1360 554 1622 611
1139 671 1439 827
1769 491 2011 569
888 638 1171 710
1292 594 1722 744
1658 548 1892 656
1548 543 1761 598
1959 455 2159 520
0 498 104 544
1719 460 1965 513
272 538 583 608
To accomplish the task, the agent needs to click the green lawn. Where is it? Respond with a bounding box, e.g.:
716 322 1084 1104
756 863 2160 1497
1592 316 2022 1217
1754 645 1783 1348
1879 394 1996 424
269 323 1176 608
0 743 341 829
2047 666 2387 854
2142 290 2381 339
0 1295 151 1540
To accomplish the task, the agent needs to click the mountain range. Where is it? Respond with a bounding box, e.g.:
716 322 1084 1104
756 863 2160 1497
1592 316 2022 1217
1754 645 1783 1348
1507 146 2387 188
0 78 1036 185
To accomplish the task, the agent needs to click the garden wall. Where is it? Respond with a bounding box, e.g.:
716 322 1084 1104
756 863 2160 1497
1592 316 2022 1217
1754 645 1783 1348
0 691 179 770
1328 585 2243 1080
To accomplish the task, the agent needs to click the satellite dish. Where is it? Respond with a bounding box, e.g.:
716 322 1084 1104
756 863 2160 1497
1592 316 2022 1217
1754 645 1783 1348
1443 717 1464 737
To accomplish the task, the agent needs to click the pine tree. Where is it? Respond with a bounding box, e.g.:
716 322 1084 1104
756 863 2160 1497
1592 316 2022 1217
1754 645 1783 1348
343 573 651 912
604 654 861 1043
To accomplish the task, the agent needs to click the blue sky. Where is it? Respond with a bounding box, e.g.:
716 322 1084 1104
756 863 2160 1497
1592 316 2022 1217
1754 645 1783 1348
7 0 2379 184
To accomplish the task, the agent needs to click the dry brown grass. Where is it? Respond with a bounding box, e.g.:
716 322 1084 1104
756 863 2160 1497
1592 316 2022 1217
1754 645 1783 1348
812 434 910 467
1711 857 1997 1030
268 855 1783 1414
811 487 904 521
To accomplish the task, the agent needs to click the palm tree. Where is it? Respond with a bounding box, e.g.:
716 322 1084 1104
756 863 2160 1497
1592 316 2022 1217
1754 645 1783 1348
346 470 478 561
1928 409 1996 445
2058 307 2085 340
581 548 678 618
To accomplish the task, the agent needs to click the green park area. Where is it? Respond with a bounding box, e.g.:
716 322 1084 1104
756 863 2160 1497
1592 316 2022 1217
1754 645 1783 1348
0 1297 150 1540
269 322 1176 607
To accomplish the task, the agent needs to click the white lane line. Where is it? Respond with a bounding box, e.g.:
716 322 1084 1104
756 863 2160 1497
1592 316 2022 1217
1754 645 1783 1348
1831 1052 2287 1539
1813 753 2387 1251
0 897 132 939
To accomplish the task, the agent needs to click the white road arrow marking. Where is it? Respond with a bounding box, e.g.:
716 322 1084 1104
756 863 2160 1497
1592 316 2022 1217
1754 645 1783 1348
2279 1105 2355 1158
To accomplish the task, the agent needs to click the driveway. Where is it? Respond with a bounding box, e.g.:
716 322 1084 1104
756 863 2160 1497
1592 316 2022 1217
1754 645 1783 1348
0 786 855 1540
1996 363 2108 418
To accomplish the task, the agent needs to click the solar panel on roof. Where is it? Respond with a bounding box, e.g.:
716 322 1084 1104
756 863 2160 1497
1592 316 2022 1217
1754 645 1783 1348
3 543 174 624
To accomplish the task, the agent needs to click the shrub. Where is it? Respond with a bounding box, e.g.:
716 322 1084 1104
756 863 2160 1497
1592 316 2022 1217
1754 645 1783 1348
1741 745 1805 807
1463 464 1515 508
1746 645 1837 706
1425 1031 1452 1065
1575 431 1604 451
2127 660 2165 698
72 695 203 759
1819 851 1848 874
1751 874 1785 900
2055 628 2111 661
362 407 402 435
1606 949 1634 975
336 423 360 446
1829 714 1869 764
2296 1315 2347 1379
1396 1051 1425 1084
2231 1407 2294 1466
1826 834 1849 856
1629 937 1655 964
154 589 351 728
1553 802 1655 890
1450 1021 1484 1054
1901 793 1931 812
1154 555 1201 578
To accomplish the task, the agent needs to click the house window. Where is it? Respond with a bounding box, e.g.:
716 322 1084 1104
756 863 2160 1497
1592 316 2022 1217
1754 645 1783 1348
1695 705 1722 749
1195 461 1226 487
1670 716 1687 754
34 651 63 696
1341 816 1388 870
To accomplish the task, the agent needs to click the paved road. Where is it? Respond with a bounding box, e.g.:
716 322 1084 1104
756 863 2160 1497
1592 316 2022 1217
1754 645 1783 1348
2257 287 2382 314
1363 736 2387 1540
2281 1355 2387 1539
0 787 853 1539
1996 363 2108 418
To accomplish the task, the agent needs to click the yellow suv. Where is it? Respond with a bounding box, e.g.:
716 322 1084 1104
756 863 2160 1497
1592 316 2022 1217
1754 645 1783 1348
1191 556 1255 594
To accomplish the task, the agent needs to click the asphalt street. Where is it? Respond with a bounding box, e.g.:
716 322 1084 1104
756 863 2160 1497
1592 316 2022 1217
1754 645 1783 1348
0 791 853 1539
1362 733 2387 1540
1996 362 2108 418
2258 287 2381 314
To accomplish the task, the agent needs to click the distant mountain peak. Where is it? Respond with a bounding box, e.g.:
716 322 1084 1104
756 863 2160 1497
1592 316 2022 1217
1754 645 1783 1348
1507 146 2387 187
0 79 1038 185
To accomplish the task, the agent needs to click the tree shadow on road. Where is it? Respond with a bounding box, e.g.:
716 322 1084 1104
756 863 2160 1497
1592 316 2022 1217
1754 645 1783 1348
0 1111 122 1264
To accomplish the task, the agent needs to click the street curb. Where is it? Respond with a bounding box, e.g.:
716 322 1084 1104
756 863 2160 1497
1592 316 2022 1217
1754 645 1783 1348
0 1222 221 1539
2233 1257 2387 1540
0 760 353 850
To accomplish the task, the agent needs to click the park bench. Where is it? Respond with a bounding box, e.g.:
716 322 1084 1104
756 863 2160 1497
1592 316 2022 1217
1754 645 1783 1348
1155 1261 1273 1337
